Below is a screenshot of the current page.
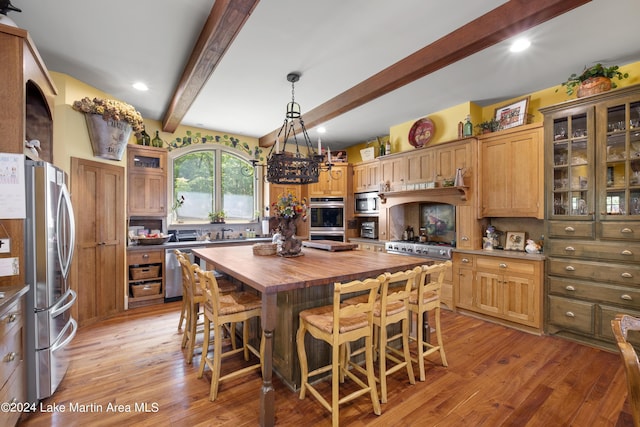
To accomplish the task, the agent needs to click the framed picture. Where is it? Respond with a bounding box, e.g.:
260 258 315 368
505 232 526 251
494 96 530 130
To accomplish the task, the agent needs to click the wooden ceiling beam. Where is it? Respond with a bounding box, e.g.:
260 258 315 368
162 0 260 133
258 0 591 147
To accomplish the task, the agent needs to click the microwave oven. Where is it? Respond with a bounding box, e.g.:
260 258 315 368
354 192 379 215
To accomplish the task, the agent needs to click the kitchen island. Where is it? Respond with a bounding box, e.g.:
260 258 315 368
192 245 429 427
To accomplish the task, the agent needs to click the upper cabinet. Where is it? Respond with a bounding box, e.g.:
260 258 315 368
308 163 351 197
479 123 544 219
353 160 380 193
127 145 167 217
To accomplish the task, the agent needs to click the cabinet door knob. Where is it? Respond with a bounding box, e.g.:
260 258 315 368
565 265 575 271
5 313 16 323
564 226 575 232
499 263 507 269
565 311 575 318
621 272 633 278
621 228 633 234
565 285 575 291
142 254 149 259
5 352 16 362
564 246 575 252
622 249 633 256
621 294 633 301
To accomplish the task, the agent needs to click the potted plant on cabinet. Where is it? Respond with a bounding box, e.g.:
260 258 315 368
475 118 501 134
559 63 629 97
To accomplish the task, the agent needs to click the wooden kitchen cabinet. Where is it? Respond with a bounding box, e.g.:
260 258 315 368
479 123 543 218
127 248 164 309
353 160 380 193
453 252 543 332
127 145 167 217
379 155 407 191
433 139 473 184
406 149 435 184
456 204 485 250
308 163 351 197
541 84 640 350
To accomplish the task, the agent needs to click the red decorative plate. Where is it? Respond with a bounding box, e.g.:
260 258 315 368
408 117 435 148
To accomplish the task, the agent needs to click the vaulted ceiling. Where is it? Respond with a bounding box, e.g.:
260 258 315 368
9 0 640 150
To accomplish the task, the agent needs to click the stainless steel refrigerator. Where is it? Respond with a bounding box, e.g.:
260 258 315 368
24 160 77 404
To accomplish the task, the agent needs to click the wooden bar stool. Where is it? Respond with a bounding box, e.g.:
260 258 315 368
176 251 206 364
346 268 418 403
297 277 382 427
196 266 263 401
408 261 452 381
611 314 640 427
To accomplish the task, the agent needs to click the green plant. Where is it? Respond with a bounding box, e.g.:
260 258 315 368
208 210 225 221
559 63 629 96
475 118 501 133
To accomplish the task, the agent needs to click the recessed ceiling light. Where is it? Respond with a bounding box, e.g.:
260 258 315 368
317 126 327 134
510 38 531 53
133 82 149 91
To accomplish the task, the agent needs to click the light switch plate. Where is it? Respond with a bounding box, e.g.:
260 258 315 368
0 239 9 254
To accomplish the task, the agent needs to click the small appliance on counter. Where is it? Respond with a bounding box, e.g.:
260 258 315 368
360 221 378 239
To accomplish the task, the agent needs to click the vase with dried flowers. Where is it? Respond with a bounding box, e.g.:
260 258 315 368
271 192 307 257
72 97 145 160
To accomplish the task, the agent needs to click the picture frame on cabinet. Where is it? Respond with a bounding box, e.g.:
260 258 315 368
494 96 530 130
505 231 526 251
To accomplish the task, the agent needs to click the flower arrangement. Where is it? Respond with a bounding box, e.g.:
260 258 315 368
72 97 145 137
271 192 307 220
559 63 629 96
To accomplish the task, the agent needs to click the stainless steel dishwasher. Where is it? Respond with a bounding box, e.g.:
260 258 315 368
164 248 195 300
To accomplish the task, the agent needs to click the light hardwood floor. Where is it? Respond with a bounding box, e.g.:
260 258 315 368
19 301 635 426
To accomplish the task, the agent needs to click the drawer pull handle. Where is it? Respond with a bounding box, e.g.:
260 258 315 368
565 246 575 252
565 311 575 318
6 313 16 323
565 266 575 271
564 226 575 232
461 236 469 241
499 263 507 269
565 285 576 291
461 258 470 263
621 272 633 279
622 250 633 256
5 352 16 362
621 228 633 234
142 254 149 259
621 294 633 301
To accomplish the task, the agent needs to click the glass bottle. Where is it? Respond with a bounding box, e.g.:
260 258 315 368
138 128 151 146
152 131 163 148
385 139 392 155
463 115 473 137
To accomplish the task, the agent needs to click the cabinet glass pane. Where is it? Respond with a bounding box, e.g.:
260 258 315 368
133 154 161 169
551 113 589 217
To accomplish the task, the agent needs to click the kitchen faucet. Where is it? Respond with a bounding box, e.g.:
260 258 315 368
220 228 233 240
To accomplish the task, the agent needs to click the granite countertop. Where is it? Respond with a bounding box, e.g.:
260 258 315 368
453 248 546 261
127 237 272 251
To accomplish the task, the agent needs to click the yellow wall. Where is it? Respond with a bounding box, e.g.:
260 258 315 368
50 72 260 176
347 61 640 164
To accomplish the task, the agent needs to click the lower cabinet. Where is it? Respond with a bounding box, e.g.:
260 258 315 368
453 251 543 332
127 248 165 309
355 241 386 253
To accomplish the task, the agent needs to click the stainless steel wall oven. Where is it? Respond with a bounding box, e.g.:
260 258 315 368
309 197 345 241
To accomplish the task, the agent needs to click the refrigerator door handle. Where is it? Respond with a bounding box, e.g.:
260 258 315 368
49 289 77 318
56 183 76 280
50 318 77 353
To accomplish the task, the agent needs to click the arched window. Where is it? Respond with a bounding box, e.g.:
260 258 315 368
169 146 258 224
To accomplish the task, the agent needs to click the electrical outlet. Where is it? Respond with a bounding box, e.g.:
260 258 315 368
0 239 10 254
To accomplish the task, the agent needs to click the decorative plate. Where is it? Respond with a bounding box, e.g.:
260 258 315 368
408 117 435 148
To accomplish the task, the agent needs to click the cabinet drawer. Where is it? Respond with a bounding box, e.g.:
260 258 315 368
476 256 536 275
0 300 23 339
548 258 640 286
600 221 639 241
549 277 640 309
547 221 594 239
0 363 24 427
0 325 22 389
128 250 163 265
453 253 475 268
547 295 594 334
599 305 640 346
546 239 640 263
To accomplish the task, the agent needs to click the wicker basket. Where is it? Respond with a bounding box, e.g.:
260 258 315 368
130 265 160 280
253 243 277 256
131 282 161 297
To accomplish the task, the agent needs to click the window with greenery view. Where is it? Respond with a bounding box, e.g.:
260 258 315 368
171 147 256 223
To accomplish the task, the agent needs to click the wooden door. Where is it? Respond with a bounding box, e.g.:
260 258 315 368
503 274 537 325
71 157 125 326
475 271 501 315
